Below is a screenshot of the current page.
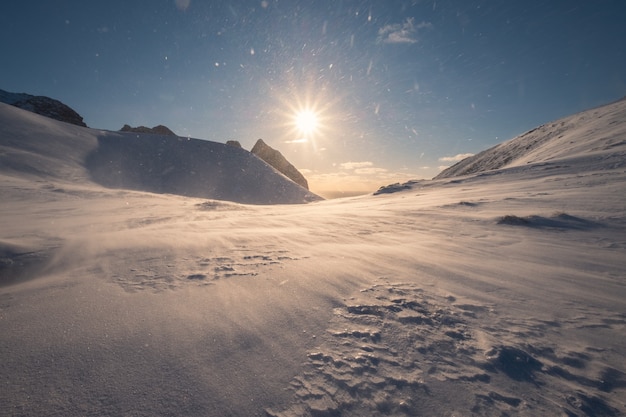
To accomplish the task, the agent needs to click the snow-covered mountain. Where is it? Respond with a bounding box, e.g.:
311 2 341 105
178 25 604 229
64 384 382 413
435 97 626 179
0 102 320 204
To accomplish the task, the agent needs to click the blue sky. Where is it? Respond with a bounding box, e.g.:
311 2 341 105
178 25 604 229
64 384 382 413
2 1 625 195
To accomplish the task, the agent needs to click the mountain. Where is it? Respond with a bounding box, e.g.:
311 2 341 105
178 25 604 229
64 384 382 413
120 124 177 136
374 97 626 196
251 138 310 190
0 102 321 204
0 88 87 127
435 97 626 179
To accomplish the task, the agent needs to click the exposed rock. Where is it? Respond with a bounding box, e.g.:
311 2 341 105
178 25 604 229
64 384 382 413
226 140 242 148
251 139 309 190
0 88 86 127
120 124 177 136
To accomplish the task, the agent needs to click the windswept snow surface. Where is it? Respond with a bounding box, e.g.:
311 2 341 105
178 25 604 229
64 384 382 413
1 99 626 416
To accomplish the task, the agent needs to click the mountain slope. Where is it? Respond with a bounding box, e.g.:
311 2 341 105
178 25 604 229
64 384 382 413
251 139 310 190
435 97 626 179
86 132 320 204
0 103 320 204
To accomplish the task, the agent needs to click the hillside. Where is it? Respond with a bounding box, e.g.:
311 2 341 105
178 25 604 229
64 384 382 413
0 102 320 204
435 97 626 179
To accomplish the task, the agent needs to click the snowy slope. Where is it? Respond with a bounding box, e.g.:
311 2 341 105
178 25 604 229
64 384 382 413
0 102 320 204
435 97 626 179
1 99 625 416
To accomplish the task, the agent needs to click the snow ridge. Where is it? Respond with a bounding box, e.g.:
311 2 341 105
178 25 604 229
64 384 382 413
435 97 626 179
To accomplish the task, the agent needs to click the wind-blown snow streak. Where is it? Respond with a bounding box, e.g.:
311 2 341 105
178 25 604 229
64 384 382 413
1 99 625 416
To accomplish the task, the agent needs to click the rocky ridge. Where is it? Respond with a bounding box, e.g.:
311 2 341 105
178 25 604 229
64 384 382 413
120 124 177 136
0 88 87 127
251 139 309 190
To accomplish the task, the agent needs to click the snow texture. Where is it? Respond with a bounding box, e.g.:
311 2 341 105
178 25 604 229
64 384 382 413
1 98 625 416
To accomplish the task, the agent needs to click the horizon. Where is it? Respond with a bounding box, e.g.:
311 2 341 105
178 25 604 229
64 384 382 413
2 1 625 195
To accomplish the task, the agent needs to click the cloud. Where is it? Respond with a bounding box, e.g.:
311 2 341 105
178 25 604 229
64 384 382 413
340 161 373 170
284 138 308 144
439 153 474 162
355 167 388 175
175 0 191 11
378 18 432 44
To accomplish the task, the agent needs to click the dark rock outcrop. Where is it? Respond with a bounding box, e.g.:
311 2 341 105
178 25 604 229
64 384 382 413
251 139 309 190
226 140 242 148
0 88 86 127
120 124 177 136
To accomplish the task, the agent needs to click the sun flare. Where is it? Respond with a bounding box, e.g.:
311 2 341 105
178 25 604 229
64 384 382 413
294 110 319 136
273 83 341 149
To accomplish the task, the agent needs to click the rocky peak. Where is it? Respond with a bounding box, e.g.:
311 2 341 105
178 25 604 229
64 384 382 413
226 140 242 148
251 139 309 190
120 124 177 136
0 88 87 127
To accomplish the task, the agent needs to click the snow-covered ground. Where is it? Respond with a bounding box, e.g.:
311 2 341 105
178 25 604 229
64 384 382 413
1 99 625 416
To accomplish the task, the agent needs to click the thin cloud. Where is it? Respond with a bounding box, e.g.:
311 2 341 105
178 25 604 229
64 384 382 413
439 153 474 162
378 18 432 44
175 0 191 11
355 167 388 175
340 161 373 170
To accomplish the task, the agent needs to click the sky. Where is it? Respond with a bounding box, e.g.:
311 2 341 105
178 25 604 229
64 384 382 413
2 0 625 196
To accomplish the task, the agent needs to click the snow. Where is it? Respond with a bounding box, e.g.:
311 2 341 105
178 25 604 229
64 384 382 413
1 99 625 416
0 102 320 204
436 96 626 179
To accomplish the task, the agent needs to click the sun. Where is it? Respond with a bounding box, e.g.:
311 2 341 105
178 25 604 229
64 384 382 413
272 81 341 148
294 109 319 136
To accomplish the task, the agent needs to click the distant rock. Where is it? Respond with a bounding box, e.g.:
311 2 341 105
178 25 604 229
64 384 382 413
373 181 417 195
251 139 309 190
0 88 86 127
226 140 242 148
120 124 177 136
